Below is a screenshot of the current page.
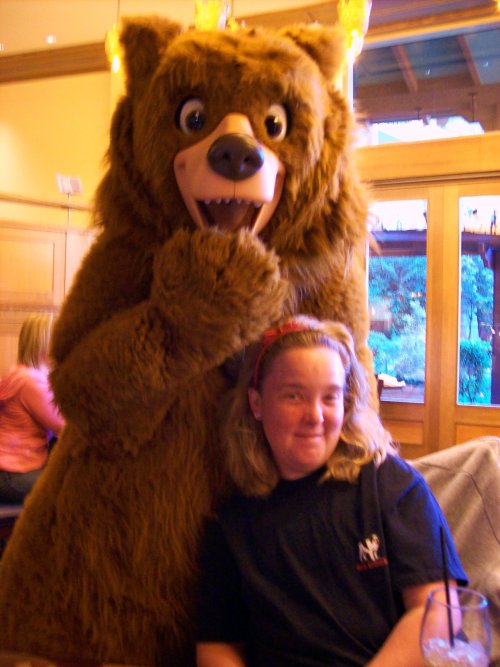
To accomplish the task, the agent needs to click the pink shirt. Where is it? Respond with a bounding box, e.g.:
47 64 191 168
0 365 65 472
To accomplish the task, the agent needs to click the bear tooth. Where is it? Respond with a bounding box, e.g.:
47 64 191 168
215 198 222 204
253 202 263 208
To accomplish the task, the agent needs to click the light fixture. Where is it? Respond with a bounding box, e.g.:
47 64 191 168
105 24 121 74
194 0 232 31
337 0 372 61
105 0 122 73
106 0 238 73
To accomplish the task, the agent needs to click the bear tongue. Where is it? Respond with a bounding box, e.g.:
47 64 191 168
200 201 256 232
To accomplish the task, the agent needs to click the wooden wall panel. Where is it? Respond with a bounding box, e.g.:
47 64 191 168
0 222 95 376
383 419 423 445
382 419 425 460
455 423 500 444
0 228 65 307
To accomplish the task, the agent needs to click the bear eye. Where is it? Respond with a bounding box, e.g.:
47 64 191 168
264 104 288 141
177 98 206 134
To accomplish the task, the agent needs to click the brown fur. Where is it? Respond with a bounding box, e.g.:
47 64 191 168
0 17 373 665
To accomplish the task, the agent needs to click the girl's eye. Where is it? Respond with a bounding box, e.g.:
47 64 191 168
177 98 206 134
325 391 343 402
264 104 288 141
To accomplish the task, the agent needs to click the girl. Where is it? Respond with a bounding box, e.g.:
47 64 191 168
0 313 64 502
196 315 466 666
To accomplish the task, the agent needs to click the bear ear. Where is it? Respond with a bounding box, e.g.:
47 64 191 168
119 17 183 97
278 24 347 81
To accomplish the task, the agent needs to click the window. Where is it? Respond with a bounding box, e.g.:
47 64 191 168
354 25 500 145
458 195 500 405
368 199 427 403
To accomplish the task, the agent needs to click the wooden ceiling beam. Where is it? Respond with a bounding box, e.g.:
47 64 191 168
355 79 500 129
457 34 482 86
0 3 338 85
365 3 500 47
391 44 418 93
0 43 107 84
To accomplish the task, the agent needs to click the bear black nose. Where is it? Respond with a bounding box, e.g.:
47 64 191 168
207 133 264 181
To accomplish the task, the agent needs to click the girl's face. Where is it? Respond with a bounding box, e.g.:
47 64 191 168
248 346 346 480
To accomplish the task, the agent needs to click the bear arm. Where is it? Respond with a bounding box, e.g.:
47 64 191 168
51 228 287 451
50 302 177 452
51 233 154 366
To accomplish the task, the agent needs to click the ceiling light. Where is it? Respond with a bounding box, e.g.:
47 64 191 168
105 24 121 74
338 0 372 61
194 0 232 30
106 0 238 73
45 35 57 45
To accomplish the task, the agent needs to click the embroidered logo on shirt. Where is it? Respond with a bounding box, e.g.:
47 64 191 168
356 533 388 571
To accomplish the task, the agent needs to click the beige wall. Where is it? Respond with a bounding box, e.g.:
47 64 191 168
0 71 106 373
0 70 113 227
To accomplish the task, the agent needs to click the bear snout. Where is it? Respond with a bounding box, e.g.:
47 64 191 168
208 133 265 181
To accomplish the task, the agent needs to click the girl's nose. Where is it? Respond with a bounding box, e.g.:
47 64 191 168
305 400 324 424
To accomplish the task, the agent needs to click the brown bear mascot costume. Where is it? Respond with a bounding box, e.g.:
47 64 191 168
0 16 373 667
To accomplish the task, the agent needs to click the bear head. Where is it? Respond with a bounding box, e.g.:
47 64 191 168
97 16 368 297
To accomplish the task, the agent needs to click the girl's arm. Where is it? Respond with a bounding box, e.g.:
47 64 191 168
367 580 457 667
196 642 246 667
21 374 65 435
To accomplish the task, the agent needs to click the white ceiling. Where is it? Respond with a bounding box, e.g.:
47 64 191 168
0 0 326 54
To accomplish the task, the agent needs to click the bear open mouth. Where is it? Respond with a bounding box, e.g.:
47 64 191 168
197 199 264 232
174 115 285 236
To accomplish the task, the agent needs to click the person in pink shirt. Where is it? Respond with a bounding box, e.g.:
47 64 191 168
0 313 64 503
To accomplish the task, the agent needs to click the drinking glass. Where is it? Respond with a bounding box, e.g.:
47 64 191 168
420 587 491 666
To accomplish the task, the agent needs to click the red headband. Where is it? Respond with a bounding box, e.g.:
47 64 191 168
251 321 313 387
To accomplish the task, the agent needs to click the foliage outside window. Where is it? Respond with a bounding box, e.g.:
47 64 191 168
368 200 427 403
458 196 500 405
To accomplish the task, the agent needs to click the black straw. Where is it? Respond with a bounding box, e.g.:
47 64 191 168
440 525 455 647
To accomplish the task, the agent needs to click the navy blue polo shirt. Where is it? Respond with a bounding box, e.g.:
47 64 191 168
197 455 467 667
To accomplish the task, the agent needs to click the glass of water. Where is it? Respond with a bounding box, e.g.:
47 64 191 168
420 587 491 666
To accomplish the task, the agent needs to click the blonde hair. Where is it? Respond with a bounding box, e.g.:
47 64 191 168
17 313 54 369
222 315 397 497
